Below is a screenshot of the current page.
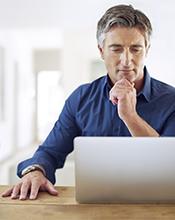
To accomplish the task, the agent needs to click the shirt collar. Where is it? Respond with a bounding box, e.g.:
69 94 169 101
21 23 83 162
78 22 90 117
104 66 151 102
104 75 112 99
138 66 151 102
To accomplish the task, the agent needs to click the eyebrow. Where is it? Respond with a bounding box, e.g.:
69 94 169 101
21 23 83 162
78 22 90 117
108 44 122 48
131 45 144 48
108 44 143 48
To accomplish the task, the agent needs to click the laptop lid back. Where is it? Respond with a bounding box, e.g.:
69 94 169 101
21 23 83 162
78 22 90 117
74 137 175 203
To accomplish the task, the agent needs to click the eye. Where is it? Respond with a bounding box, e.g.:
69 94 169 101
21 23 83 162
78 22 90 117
130 47 142 53
110 47 123 53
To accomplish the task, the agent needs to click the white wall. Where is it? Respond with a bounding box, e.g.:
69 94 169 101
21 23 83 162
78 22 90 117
0 29 62 156
62 29 101 96
0 31 17 160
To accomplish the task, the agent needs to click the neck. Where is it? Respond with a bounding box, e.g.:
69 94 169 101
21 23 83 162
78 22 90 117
134 77 145 93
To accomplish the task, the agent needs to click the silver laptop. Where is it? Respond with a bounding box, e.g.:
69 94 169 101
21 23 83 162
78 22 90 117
74 137 175 203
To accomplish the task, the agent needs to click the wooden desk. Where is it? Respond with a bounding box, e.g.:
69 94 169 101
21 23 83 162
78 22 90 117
1 186 175 220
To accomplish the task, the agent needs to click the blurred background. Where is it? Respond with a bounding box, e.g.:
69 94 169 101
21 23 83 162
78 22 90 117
0 0 175 186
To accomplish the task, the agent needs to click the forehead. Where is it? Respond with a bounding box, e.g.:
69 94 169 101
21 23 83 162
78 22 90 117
104 27 145 46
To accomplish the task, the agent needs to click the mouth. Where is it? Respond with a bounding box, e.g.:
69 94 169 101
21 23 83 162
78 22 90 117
116 69 135 82
119 69 134 72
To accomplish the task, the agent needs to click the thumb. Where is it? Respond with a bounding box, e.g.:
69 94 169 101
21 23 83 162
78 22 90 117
131 82 135 87
45 181 58 196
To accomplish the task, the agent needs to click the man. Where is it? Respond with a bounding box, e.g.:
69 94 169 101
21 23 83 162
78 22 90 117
2 4 175 200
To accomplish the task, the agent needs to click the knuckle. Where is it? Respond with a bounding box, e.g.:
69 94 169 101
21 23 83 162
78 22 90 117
13 183 21 191
30 191 36 196
21 178 30 186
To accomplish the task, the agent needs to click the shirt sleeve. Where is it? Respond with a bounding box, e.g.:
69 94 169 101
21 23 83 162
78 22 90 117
17 87 81 184
160 111 175 136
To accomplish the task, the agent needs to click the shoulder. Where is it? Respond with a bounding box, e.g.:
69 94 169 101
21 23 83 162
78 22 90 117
68 75 106 99
65 76 106 111
151 77 175 98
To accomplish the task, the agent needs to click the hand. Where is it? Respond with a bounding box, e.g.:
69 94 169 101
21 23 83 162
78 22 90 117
109 78 137 121
1 170 58 200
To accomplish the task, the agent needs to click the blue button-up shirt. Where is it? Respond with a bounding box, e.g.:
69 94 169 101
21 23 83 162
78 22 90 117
17 67 175 183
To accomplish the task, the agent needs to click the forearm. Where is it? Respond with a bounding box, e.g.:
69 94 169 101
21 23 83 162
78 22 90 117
17 149 58 184
123 113 160 137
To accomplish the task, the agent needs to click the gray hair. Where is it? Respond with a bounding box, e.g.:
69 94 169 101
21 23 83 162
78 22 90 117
97 4 152 47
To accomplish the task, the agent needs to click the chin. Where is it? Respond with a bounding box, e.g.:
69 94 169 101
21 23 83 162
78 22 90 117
127 76 136 83
118 75 136 83
115 71 135 81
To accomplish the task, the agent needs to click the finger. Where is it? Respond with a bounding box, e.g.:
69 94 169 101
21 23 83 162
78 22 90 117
11 183 22 199
116 78 133 87
112 99 118 105
109 92 117 103
19 182 31 200
112 86 135 98
45 181 58 196
110 88 132 100
29 181 40 200
1 187 14 197
110 96 118 105
114 83 133 90
111 83 134 94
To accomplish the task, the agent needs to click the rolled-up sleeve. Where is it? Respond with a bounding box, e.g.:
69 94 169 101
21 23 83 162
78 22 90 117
17 87 81 184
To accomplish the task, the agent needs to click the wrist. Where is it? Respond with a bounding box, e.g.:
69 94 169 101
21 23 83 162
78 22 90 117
21 164 46 177
121 111 138 124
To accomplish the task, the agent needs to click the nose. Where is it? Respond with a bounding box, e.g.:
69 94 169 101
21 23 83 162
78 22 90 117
120 49 132 66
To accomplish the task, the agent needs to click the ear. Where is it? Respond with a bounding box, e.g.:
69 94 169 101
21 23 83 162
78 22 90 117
145 43 150 57
98 45 104 60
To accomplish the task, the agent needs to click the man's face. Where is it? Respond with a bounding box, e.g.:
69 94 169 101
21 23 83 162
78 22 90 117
99 27 149 86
